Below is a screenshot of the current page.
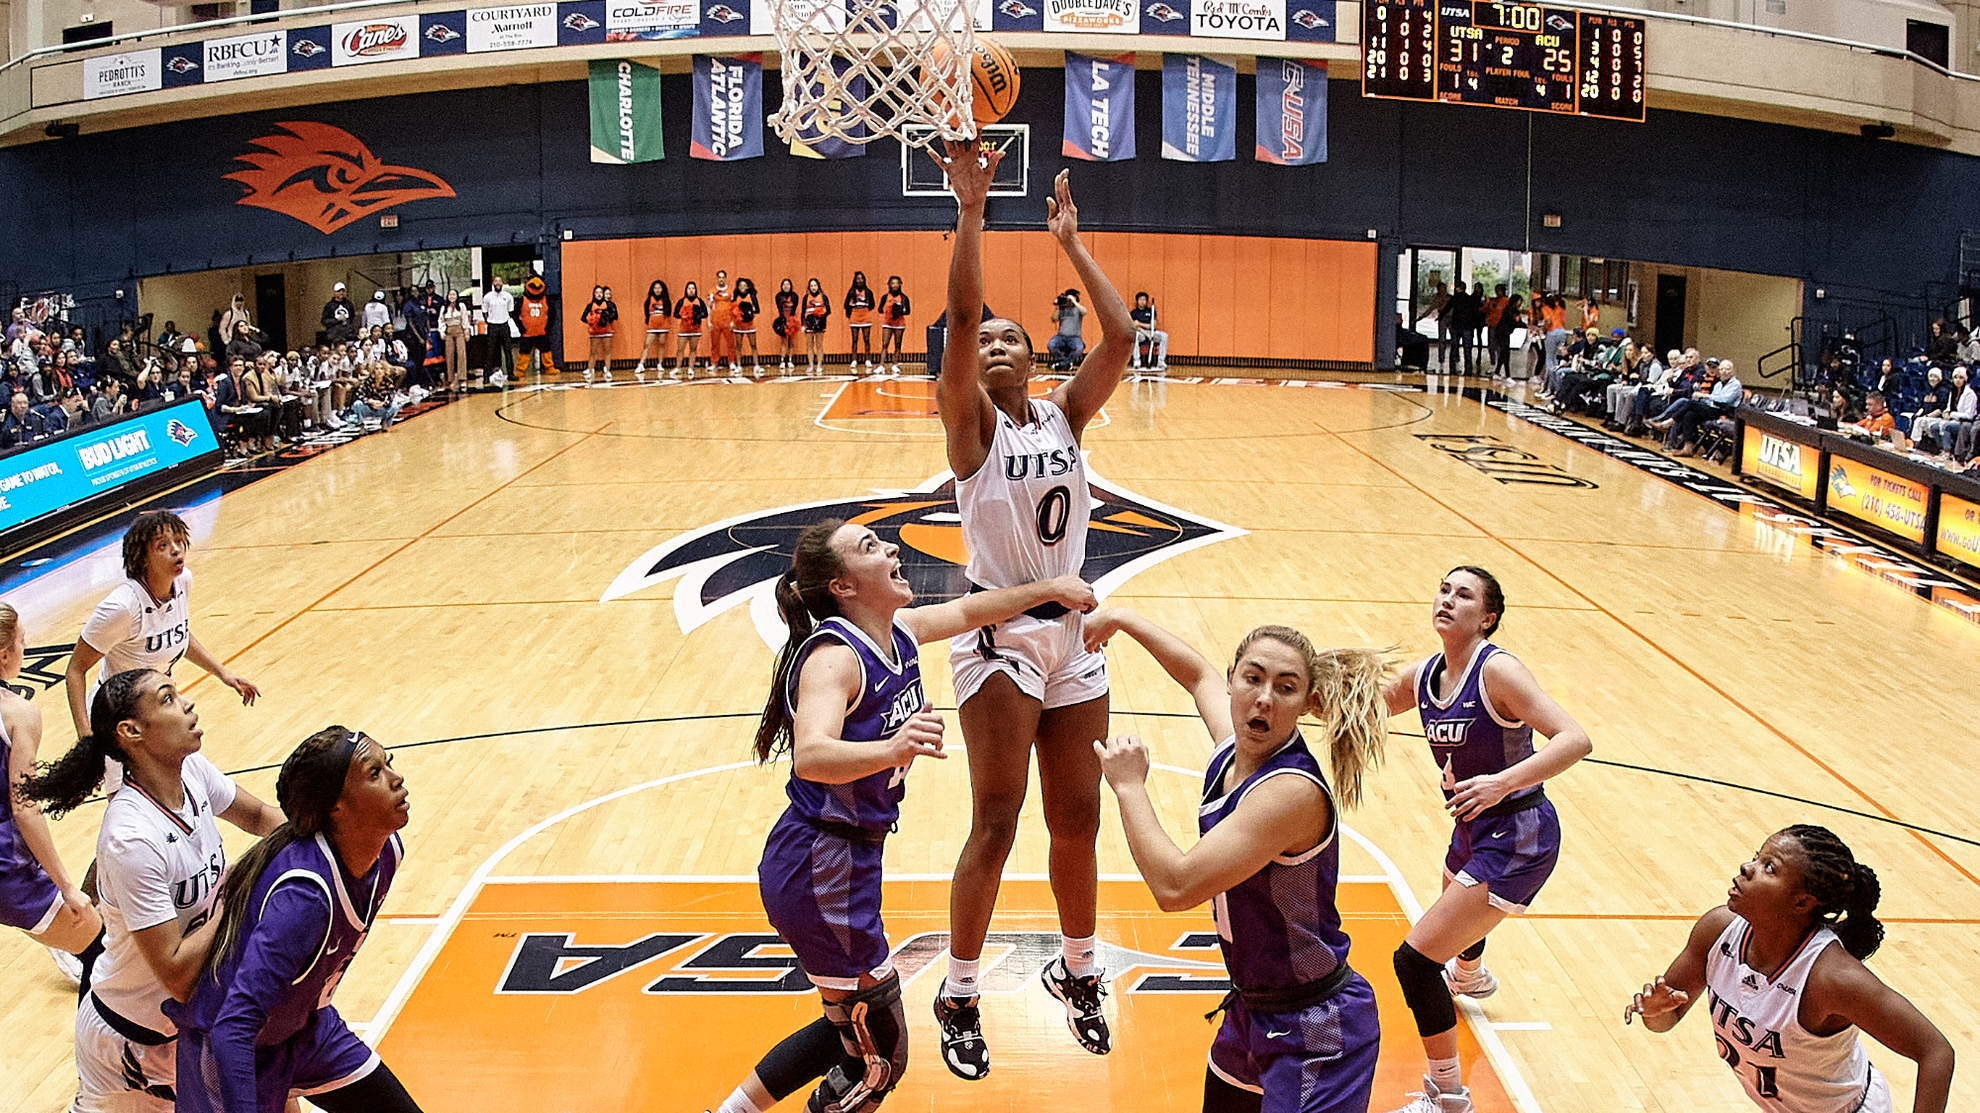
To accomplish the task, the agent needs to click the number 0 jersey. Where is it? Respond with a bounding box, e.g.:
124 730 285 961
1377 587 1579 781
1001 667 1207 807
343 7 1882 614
782 615 925 832
1703 915 1873 1113
956 397 1089 589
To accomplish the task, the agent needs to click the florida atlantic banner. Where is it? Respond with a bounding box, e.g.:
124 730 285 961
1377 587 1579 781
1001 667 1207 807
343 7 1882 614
691 54 763 160
588 58 665 163
1160 53 1234 162
1062 52 1135 162
1254 56 1326 165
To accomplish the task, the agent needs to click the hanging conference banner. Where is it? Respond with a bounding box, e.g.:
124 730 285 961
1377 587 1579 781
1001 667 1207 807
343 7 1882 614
787 57 867 159
1161 53 1235 162
691 54 764 161
1062 52 1135 162
1254 56 1327 165
589 58 666 163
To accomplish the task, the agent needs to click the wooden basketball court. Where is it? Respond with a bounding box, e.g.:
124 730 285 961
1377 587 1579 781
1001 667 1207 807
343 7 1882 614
1 373 1973 1113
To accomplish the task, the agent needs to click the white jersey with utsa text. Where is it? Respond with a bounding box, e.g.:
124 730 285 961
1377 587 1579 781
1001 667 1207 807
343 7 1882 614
1703 916 1874 1113
83 569 194 684
956 397 1089 588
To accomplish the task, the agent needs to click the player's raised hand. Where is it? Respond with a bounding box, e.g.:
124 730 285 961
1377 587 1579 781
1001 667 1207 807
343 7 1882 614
1623 975 1688 1025
1093 734 1150 789
1044 169 1078 242
1046 575 1098 614
886 710 947 764
934 138 1004 210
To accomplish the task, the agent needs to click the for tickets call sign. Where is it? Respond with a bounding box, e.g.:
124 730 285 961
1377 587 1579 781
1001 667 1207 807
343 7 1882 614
1362 0 1646 121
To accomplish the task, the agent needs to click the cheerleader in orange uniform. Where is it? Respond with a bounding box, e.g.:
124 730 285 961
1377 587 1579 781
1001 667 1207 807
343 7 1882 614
877 276 911 377
802 278 831 375
710 271 737 376
637 279 672 382
844 271 877 375
580 286 619 386
733 278 763 376
674 282 708 379
774 279 801 376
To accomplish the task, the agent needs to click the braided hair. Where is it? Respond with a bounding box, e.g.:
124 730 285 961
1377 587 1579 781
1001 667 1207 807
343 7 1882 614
20 669 158 818
1782 824 1884 960
752 520 848 764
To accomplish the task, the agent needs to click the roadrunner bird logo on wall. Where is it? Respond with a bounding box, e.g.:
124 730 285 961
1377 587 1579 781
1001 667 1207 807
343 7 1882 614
227 122 457 234
603 470 1245 648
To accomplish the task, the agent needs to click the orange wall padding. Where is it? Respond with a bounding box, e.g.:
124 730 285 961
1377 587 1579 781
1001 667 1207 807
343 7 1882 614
558 232 1375 363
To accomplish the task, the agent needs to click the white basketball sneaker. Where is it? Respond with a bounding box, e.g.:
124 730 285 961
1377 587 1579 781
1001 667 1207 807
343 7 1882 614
1444 958 1498 998
47 946 82 988
1386 1076 1473 1113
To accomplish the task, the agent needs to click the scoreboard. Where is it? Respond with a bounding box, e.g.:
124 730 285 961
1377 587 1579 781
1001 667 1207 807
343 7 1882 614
1363 1 1646 122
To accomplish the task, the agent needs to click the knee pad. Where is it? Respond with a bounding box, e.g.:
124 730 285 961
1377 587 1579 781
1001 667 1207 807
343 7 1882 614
1393 942 1457 1038
811 972 907 1113
755 1018 845 1102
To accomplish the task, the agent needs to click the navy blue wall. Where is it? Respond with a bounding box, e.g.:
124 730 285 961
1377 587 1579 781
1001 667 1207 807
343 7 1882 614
4 66 1967 339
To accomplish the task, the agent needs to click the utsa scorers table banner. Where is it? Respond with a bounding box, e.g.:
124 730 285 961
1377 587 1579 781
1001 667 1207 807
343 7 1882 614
0 401 221 542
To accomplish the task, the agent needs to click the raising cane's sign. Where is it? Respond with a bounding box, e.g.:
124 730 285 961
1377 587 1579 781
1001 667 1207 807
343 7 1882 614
332 16 417 65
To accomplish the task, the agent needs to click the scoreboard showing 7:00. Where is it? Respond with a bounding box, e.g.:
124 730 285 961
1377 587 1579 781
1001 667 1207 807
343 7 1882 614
1363 1 1646 121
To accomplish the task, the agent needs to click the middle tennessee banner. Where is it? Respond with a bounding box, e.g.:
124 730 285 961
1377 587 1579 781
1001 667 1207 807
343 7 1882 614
589 58 665 163
1254 56 1327 165
1160 53 1235 162
1062 52 1135 162
692 54 763 160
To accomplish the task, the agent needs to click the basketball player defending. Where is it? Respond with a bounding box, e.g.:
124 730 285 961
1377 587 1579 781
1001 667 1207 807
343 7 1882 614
929 141 1133 1077
1627 825 1954 1113
1379 567 1592 1113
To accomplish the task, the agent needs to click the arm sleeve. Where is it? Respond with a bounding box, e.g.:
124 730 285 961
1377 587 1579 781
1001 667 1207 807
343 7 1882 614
80 590 137 657
210 882 333 1113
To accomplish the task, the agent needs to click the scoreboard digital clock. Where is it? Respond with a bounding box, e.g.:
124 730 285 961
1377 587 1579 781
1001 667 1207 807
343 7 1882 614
1362 1 1646 122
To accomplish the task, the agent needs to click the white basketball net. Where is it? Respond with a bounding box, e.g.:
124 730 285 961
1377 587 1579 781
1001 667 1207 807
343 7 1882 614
769 0 977 149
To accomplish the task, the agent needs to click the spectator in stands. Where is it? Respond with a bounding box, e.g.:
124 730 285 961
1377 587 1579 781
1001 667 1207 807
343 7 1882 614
303 346 340 430
90 377 125 425
439 291 473 391
225 321 263 365
1396 313 1430 371
53 388 86 433
363 290 393 332
1959 328 1980 368
1653 358 1742 457
133 362 166 407
243 352 303 445
345 362 403 430
3 308 24 344
1130 292 1167 371
101 337 139 386
157 320 183 353
1448 282 1482 374
1927 319 1959 365
1048 289 1087 371
1848 390 1896 440
1489 290 1522 377
482 276 518 383
1914 366 1970 457
219 294 252 345
0 391 44 448
167 364 202 404
322 282 358 344
1606 346 1666 433
217 356 270 451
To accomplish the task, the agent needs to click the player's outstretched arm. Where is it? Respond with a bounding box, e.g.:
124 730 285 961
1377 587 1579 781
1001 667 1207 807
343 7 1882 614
1381 657 1422 717
1811 952 1955 1113
1445 652 1591 820
1044 170 1132 436
1625 905 1727 1033
788 646 945 784
1096 735 1324 911
901 576 1095 644
932 139 1005 480
1083 607 1230 742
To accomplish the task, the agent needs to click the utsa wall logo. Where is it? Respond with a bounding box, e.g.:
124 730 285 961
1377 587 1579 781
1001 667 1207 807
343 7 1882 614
226 121 457 234
1291 7 1329 27
601 469 1245 648
496 930 1229 996
166 418 199 447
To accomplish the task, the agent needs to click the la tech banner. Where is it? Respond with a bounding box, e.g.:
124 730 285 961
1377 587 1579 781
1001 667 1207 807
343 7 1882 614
1063 52 1136 161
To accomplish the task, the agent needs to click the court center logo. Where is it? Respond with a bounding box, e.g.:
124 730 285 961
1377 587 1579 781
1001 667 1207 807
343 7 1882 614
602 469 1245 647
226 121 457 234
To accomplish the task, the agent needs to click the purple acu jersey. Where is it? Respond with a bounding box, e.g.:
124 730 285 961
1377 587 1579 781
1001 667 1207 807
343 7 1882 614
782 615 924 832
1414 643 1540 806
0 720 61 930
1198 732 1350 989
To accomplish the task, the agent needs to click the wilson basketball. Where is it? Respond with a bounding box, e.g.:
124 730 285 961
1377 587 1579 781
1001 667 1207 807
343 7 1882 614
931 38 1021 127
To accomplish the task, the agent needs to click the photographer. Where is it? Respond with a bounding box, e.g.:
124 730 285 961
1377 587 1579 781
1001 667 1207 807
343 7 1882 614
1047 288 1087 371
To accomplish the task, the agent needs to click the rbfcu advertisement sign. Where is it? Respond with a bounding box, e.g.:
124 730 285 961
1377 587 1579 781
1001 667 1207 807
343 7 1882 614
1741 430 1818 501
1938 494 1980 571
204 31 288 80
1826 457 1928 544
1191 0 1284 38
469 4 560 50
333 16 418 65
84 50 161 99
607 0 699 39
1046 0 1139 34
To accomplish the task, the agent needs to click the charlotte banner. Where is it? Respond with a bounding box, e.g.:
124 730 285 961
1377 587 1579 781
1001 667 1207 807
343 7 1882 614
691 54 763 161
1254 56 1327 165
1062 52 1135 162
589 58 665 163
1161 53 1235 162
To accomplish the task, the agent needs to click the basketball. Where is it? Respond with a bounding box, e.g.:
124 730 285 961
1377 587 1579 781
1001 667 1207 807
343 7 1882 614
931 38 1021 127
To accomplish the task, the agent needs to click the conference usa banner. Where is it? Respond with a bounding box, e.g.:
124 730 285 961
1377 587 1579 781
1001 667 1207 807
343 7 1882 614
1255 56 1326 165
1160 53 1234 162
589 58 666 163
692 54 764 160
1062 52 1135 162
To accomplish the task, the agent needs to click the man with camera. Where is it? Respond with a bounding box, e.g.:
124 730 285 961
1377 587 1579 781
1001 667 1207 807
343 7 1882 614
1047 288 1087 371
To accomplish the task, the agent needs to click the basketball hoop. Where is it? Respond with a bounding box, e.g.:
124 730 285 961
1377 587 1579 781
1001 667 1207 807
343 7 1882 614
768 0 977 149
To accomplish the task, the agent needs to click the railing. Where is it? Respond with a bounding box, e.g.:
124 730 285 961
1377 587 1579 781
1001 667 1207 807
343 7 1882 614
1755 338 1799 382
